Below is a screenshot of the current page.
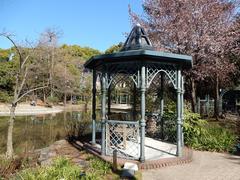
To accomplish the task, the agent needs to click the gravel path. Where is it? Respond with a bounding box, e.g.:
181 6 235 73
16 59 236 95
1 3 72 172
142 151 240 180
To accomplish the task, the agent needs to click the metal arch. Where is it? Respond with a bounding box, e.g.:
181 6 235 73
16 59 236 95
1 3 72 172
146 66 177 89
130 70 141 88
105 70 140 89
110 75 133 89
96 71 102 80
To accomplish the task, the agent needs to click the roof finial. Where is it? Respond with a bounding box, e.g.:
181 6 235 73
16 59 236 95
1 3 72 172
120 23 153 51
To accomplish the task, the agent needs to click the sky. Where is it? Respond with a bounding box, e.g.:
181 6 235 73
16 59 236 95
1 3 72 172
0 0 144 52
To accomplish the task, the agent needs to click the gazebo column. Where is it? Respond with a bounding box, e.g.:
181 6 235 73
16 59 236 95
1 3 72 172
133 84 137 121
107 87 111 116
176 69 183 157
91 70 97 145
180 76 184 147
160 73 165 139
101 72 107 155
140 66 146 162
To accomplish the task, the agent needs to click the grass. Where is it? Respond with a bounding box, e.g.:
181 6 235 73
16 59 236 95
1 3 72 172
11 155 141 180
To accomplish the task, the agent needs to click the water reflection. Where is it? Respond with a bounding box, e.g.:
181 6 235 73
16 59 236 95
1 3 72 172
0 111 92 154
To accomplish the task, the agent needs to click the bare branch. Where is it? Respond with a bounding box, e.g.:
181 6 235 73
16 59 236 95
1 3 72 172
16 85 49 102
17 66 29 96
0 32 23 65
20 55 30 70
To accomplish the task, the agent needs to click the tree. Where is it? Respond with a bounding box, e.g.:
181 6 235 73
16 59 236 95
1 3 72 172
225 15 240 85
130 0 239 116
0 50 16 102
0 32 48 158
39 28 62 98
105 43 122 54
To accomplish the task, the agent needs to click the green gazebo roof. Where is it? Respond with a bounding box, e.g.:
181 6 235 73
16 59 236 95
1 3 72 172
84 25 192 70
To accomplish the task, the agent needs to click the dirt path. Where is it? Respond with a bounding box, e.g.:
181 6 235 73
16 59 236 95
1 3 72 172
142 151 240 180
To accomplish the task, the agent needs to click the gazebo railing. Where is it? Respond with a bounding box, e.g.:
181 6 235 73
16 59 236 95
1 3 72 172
106 120 140 160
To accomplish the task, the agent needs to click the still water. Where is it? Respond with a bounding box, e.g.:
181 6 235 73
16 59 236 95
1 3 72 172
0 111 91 154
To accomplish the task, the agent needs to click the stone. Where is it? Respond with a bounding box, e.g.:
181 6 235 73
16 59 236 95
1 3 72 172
121 169 135 178
123 162 139 171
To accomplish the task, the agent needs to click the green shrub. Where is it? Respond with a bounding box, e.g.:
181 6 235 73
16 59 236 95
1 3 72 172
183 110 237 152
15 157 82 180
87 156 111 177
0 91 11 102
161 103 238 152
46 96 59 104
15 156 113 180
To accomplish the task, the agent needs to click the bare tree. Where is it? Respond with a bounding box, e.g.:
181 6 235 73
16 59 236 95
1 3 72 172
130 0 239 116
0 32 48 158
39 28 62 98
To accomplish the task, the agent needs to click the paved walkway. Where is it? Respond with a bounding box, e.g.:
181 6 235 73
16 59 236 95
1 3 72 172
142 151 240 180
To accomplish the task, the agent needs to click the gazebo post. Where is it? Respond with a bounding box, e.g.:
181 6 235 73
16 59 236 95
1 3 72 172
101 72 107 155
176 69 182 157
133 84 137 121
160 73 165 117
107 87 111 116
140 66 146 162
160 73 165 139
91 70 97 145
181 76 184 147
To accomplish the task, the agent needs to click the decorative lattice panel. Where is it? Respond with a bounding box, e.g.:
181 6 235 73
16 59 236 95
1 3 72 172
106 121 140 160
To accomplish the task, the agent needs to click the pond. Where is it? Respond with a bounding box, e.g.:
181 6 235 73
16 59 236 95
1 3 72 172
0 111 94 155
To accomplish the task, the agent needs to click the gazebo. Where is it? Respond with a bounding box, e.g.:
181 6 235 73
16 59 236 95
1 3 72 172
84 25 192 162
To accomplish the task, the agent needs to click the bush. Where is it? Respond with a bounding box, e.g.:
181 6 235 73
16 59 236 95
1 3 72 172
0 91 11 102
183 110 238 152
46 96 59 104
15 156 112 180
15 157 82 180
161 103 238 152
85 156 112 178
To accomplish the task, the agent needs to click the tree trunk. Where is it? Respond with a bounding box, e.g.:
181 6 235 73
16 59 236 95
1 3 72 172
6 104 16 158
191 78 197 113
43 88 46 103
64 92 67 106
214 75 219 120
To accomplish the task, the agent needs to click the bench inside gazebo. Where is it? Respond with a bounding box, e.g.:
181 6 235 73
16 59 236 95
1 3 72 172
84 24 192 162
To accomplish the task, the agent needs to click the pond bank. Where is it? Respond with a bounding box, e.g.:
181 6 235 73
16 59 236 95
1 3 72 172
0 104 88 116
0 103 62 116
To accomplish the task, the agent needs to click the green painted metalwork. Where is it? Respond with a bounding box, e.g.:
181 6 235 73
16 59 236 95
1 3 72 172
181 76 184 147
160 73 165 140
133 84 137 121
107 87 111 116
120 24 154 51
107 120 139 125
160 73 165 117
176 69 182 157
140 66 146 162
84 24 192 161
92 70 97 145
101 72 107 155
85 50 192 70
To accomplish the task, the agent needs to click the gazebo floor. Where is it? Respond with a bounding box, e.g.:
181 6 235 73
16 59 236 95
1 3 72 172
94 137 176 160
73 138 192 170
144 137 176 160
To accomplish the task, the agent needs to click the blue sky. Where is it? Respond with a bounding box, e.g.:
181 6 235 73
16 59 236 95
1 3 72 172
0 0 143 52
